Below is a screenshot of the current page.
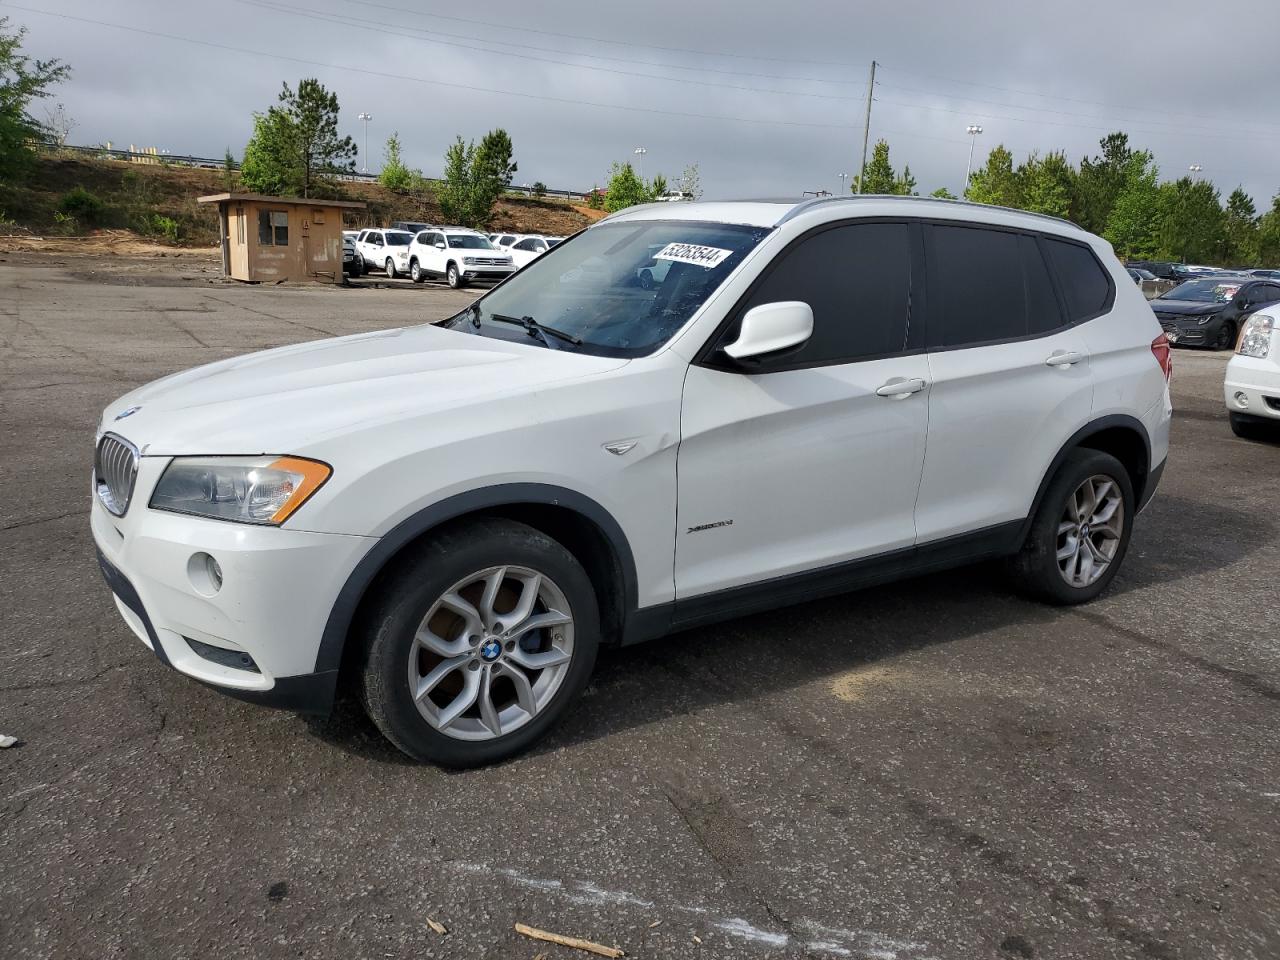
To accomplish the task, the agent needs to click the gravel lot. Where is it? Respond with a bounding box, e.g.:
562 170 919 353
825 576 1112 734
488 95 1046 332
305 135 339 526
2 256 1278 960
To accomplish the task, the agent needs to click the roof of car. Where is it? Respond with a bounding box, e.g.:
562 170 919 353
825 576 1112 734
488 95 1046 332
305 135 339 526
600 195 1089 235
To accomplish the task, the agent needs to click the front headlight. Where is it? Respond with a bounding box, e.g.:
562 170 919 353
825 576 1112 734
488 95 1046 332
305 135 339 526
463 257 477 265
150 456 331 525
1237 313 1274 359
1197 311 1218 325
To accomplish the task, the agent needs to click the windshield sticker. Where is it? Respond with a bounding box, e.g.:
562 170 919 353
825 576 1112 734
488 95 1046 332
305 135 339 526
1215 284 1240 300
653 242 734 269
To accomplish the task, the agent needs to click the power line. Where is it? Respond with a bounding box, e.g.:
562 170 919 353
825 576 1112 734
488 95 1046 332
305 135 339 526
232 0 868 102
9 5 856 131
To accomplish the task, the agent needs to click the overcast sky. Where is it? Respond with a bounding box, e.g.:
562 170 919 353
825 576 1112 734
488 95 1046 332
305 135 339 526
12 0 1280 207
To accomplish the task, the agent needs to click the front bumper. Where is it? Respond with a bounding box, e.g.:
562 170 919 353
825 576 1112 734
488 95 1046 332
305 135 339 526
1158 315 1226 347
463 267 516 281
1225 355 1280 421
90 457 374 713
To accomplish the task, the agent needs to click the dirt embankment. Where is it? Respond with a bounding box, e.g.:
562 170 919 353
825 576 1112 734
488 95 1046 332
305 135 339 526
0 155 598 250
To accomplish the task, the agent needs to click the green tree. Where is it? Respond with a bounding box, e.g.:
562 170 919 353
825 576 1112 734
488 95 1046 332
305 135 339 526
650 172 669 198
1103 152 1161 260
930 186 957 200
1157 177 1224 264
603 162 650 213
1017 151 1075 218
0 17 71 179
531 181 547 198
858 139 897 194
239 78 355 197
894 164 918 196
1072 132 1133 234
587 186 604 210
966 144 1019 206
222 147 237 192
437 129 518 227
1222 187 1259 266
1258 193 1280 267
379 131 413 192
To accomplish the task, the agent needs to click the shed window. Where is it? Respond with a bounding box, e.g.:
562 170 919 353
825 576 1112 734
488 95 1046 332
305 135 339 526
258 210 289 246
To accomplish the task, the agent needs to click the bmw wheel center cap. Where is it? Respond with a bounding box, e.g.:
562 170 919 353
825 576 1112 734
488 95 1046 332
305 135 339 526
480 639 502 662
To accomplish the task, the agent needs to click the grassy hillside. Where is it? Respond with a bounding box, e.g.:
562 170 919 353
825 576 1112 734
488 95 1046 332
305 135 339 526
0 155 598 246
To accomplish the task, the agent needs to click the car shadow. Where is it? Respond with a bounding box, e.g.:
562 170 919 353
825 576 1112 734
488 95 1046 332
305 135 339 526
302 493 1271 766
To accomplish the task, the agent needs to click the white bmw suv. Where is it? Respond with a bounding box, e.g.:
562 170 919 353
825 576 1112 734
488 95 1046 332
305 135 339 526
91 196 1172 767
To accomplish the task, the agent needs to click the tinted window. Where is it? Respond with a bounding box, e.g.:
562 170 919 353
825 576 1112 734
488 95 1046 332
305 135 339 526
1044 238 1111 321
735 221 912 366
1022 236 1064 334
931 225 1025 346
514 239 537 251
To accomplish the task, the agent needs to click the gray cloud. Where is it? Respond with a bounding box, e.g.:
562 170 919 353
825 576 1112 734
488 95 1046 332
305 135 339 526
16 0 1280 206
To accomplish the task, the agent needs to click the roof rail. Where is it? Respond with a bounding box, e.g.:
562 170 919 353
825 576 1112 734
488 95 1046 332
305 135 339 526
776 194 1081 230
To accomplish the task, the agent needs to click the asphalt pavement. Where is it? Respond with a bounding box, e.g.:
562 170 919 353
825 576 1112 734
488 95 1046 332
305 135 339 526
2 257 1278 960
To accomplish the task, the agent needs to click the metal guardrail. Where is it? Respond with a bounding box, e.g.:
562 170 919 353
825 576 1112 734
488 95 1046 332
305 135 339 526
36 141 591 201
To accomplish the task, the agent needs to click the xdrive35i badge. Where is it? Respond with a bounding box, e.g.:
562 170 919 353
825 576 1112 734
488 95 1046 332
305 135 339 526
687 519 733 534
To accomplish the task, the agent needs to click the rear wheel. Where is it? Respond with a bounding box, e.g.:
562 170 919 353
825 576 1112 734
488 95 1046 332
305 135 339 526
385 257 398 279
1007 448 1134 605
410 259 424 283
359 519 599 767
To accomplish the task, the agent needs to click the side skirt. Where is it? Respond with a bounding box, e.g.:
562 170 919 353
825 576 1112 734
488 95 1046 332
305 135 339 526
622 520 1024 644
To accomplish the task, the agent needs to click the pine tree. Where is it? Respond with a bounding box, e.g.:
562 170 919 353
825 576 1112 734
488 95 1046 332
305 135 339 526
858 140 897 194
1103 152 1161 259
239 78 355 197
1222 187 1259 266
966 145 1020 207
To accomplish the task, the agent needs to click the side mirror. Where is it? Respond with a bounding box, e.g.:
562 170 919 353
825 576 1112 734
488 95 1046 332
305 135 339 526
722 301 814 361
435 242 446 250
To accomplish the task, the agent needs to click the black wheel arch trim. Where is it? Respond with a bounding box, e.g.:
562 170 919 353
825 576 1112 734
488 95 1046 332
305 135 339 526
1018 413 1155 543
313 483 643 676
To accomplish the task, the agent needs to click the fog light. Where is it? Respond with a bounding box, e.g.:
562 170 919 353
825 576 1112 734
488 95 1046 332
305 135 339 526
1235 391 1249 408
188 552 223 596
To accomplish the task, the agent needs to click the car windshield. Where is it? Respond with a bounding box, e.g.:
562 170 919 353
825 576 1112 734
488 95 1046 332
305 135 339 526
443 220 771 358
447 234 494 249
1160 279 1240 302
384 232 412 246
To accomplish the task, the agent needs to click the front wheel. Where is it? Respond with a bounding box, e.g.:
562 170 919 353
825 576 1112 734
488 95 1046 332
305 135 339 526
359 519 600 767
1214 322 1236 351
447 263 464 289
1230 411 1278 442
1006 448 1134 605
385 257 398 279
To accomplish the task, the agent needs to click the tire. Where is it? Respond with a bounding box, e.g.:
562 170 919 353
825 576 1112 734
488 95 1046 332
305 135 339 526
447 262 464 289
1213 322 1236 351
1006 448 1135 605
385 257 398 280
359 518 600 767
1230 411 1278 441
410 259 424 283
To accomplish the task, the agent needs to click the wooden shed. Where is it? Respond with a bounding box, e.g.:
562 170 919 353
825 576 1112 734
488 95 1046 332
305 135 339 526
197 193 365 284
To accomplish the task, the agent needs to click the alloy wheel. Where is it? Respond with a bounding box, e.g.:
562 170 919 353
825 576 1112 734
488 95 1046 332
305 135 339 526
407 565 575 741
1056 474 1125 588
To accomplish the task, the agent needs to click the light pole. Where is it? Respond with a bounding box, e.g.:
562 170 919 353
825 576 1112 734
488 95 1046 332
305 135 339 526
633 146 647 180
964 125 983 197
838 172 850 195
1189 164 1203 177
357 112 372 173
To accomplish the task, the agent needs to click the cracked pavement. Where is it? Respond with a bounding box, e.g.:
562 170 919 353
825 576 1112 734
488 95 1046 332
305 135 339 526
1 256 1278 959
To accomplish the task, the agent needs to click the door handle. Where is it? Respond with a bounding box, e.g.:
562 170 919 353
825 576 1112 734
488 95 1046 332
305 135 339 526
875 377 927 398
1045 350 1085 367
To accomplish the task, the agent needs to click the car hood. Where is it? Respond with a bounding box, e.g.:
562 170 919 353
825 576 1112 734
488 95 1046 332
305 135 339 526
101 324 628 456
1150 299 1224 317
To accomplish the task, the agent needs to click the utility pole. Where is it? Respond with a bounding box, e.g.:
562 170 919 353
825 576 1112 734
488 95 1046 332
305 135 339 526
856 60 876 194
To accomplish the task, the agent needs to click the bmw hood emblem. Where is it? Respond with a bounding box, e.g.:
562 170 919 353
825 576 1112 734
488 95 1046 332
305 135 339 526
480 640 502 662
114 405 142 421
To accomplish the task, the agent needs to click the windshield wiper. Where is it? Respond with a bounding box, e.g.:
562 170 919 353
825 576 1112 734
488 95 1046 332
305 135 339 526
488 313 582 348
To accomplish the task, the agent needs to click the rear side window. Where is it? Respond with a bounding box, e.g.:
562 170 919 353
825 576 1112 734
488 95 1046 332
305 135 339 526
735 221 912 366
1044 238 1112 322
930 225 1025 346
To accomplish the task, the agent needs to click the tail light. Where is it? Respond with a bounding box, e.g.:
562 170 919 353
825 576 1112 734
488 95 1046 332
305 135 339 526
1151 333 1172 381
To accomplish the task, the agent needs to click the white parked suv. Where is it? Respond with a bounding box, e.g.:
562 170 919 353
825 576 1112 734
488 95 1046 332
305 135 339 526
507 234 564 269
1224 307 1280 440
91 196 1172 767
354 228 413 278
407 228 514 288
